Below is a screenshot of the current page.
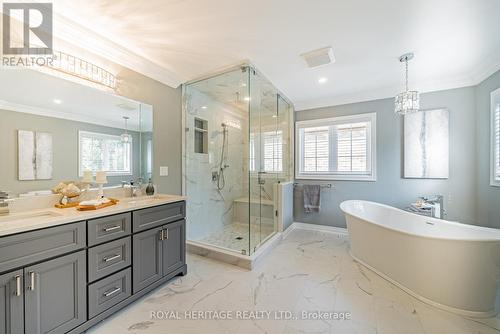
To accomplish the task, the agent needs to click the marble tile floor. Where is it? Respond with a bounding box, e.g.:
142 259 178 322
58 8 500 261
88 229 500 334
197 221 275 254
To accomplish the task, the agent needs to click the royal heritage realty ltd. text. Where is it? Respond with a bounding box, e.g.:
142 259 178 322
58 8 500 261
150 310 352 321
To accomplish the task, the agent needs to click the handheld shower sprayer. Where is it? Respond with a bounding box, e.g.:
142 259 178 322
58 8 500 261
216 123 229 190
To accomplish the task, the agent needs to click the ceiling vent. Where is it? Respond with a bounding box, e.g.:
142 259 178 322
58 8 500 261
300 47 335 68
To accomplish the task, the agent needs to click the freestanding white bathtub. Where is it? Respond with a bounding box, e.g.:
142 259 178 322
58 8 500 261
340 200 500 318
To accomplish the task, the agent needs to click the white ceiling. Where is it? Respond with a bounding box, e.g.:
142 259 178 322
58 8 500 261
0 69 153 131
49 0 500 110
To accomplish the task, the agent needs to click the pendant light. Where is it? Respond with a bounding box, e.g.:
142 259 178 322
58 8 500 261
121 116 132 143
395 53 419 115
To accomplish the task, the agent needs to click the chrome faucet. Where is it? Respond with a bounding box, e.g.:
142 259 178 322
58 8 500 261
420 195 446 219
0 191 10 215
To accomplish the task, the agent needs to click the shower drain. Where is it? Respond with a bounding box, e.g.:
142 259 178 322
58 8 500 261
235 236 243 240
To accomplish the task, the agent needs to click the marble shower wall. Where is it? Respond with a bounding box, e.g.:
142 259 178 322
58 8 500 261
185 89 249 241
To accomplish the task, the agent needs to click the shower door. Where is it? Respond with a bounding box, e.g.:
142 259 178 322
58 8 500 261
248 68 280 255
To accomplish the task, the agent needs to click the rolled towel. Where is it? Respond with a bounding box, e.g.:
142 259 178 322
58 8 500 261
79 198 110 206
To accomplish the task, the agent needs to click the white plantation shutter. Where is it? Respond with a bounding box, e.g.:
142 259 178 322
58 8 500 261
336 122 369 173
249 131 283 173
263 131 283 172
296 113 376 180
303 127 329 172
249 133 256 172
495 105 500 181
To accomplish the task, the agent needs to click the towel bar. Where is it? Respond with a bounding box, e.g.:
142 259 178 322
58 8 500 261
293 183 332 189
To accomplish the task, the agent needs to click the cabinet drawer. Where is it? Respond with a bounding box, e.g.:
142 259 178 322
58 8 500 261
88 213 131 246
132 202 185 232
88 268 131 319
0 221 86 274
88 237 131 282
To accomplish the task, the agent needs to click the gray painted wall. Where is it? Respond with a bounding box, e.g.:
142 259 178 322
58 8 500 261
475 70 500 228
294 86 478 228
115 68 182 195
0 109 142 195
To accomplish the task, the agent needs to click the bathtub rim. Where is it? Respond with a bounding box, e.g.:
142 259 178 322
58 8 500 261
340 200 500 242
348 249 498 318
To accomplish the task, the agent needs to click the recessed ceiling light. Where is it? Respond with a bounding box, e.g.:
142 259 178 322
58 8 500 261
318 77 328 84
201 106 208 109
272 115 277 118
241 83 247 87
53 99 62 104
244 97 251 101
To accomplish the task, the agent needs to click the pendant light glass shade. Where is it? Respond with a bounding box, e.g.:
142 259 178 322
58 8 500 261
395 53 419 115
121 116 132 143
395 90 419 114
120 133 132 143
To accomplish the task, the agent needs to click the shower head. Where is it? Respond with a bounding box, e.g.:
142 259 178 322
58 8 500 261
221 123 228 128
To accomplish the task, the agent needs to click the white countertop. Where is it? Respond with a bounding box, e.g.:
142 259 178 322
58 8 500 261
0 194 186 237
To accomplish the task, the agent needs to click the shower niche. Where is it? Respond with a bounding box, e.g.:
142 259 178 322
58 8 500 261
183 64 293 256
194 118 208 154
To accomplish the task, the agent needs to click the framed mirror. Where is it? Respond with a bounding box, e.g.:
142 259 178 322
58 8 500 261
0 68 153 197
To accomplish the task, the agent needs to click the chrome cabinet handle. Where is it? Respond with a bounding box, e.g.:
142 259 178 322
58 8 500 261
14 275 21 296
103 287 121 297
159 229 169 240
103 225 121 232
28 272 35 291
103 254 121 262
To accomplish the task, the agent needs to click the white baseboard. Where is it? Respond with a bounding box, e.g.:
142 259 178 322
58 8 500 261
283 222 349 238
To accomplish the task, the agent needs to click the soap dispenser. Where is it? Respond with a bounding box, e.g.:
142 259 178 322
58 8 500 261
145 178 155 196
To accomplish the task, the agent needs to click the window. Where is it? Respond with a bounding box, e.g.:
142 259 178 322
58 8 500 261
78 131 132 176
296 113 376 181
492 88 500 186
249 130 283 173
146 139 152 175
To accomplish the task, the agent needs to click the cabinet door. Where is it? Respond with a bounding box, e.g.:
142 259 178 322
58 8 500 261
0 270 23 334
162 219 186 275
132 226 163 293
24 251 86 334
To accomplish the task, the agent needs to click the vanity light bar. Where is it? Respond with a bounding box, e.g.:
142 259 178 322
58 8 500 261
44 50 117 90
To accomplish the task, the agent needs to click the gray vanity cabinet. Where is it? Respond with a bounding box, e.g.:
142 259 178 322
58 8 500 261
132 219 186 293
0 270 24 334
24 251 86 334
132 226 164 293
162 219 186 275
0 200 186 334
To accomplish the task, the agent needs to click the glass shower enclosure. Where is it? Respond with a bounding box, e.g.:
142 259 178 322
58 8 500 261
183 64 292 256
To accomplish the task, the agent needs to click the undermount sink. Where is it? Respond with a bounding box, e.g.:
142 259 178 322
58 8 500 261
122 195 171 206
0 210 63 223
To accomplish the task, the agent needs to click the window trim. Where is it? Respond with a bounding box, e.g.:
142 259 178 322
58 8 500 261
295 112 377 181
78 130 133 177
491 88 500 187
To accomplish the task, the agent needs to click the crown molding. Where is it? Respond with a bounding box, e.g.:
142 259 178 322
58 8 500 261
52 13 184 89
0 99 141 131
295 59 500 111
49 13 500 110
